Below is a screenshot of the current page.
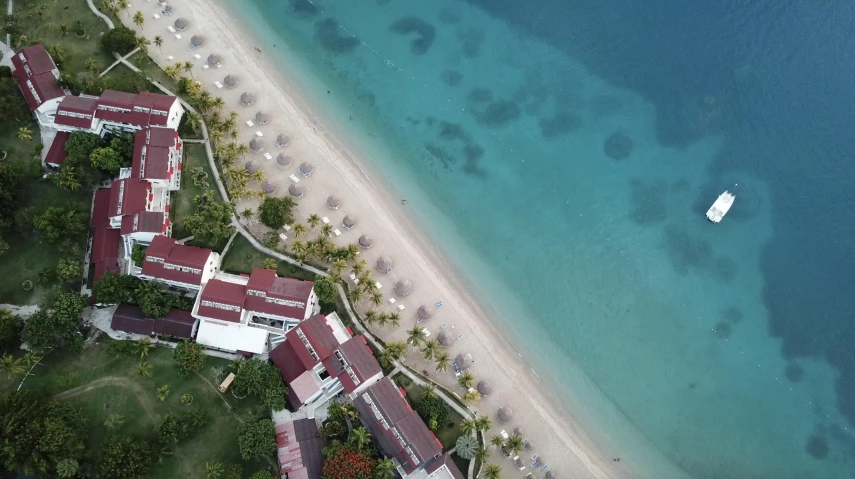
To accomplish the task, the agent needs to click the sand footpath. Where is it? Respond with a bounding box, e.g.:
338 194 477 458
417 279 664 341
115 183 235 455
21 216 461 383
125 1 631 477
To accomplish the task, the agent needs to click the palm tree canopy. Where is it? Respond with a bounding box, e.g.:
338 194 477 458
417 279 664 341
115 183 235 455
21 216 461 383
455 434 479 460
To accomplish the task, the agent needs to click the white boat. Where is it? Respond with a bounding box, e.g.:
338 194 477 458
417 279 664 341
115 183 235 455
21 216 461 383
706 190 735 223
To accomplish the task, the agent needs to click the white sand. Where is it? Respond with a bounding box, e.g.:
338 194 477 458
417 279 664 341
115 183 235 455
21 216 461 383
127 2 631 477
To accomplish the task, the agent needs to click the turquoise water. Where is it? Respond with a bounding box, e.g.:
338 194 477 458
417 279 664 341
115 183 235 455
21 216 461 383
229 1 855 477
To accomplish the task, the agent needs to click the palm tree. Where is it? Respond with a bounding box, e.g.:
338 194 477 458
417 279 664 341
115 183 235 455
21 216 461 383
321 223 333 238
205 461 224 479
21 351 39 368
85 57 101 74
184 111 202 134
157 385 170 402
474 446 491 463
136 36 151 55
235 143 250 159
307 214 321 229
434 351 451 372
118 0 130 17
421 339 439 360
290 222 306 239
421 383 437 400
137 361 153 377
375 458 395 479
154 35 164 52
0 354 25 379
370 290 384 307
251 170 265 184
490 435 504 448
17 127 32 141
460 418 477 435
406 325 427 347
183 61 195 78
458 371 475 389
133 10 144 30
331 258 347 276
475 415 492 432
374 312 390 327
385 341 407 359
262 258 277 270
504 433 524 456
348 426 372 451
59 24 69 36
463 390 481 404
136 337 155 358
455 434 479 460
387 312 401 328
377 349 395 369
482 464 501 479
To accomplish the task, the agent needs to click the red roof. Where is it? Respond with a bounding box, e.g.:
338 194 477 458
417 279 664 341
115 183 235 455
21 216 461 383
142 233 175 259
270 314 342 381
11 45 57 79
91 227 121 264
11 45 66 110
424 454 466 479
131 127 177 180
121 211 167 235
196 279 245 322
91 188 112 228
155 309 197 338
322 336 382 394
108 178 149 218
111 304 156 335
55 95 99 129
45 132 69 167
246 267 276 293
243 268 314 319
94 89 177 128
141 235 212 286
20 72 65 111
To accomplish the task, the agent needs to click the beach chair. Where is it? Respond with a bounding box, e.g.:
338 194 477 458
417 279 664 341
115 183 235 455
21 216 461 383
435 301 442 308
440 323 447 328
175 33 182 40
278 233 288 242
457 334 463 339
193 53 202 60
152 13 160 19
282 224 291 231
333 229 341 237
389 298 396 304
397 304 405 311
167 25 176 33
245 120 254 127
422 328 430 337
264 153 273 160
321 216 330 224
255 131 264 137
375 282 382 289
214 81 223 89
289 175 300 183
203 64 209 69
166 55 174 60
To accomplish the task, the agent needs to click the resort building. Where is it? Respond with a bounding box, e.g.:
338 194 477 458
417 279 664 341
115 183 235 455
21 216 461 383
110 304 198 339
410 454 466 479
352 377 445 476
275 417 324 479
192 268 319 355
137 235 220 291
10 45 67 126
269 313 383 412
51 89 184 134
130 127 184 190
44 131 70 168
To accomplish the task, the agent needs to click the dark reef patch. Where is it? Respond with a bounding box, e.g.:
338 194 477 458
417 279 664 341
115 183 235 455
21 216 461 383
712 256 737 282
785 363 805 383
629 179 668 226
438 121 470 143
661 224 712 276
470 99 521 128
604 132 634 160
806 435 829 459
314 18 360 54
292 0 320 18
438 9 461 24
721 306 742 324
390 17 436 56
424 143 455 170
440 70 462 87
467 88 493 104
539 111 583 140
357 92 375 108
463 144 484 162
457 27 485 58
713 320 732 339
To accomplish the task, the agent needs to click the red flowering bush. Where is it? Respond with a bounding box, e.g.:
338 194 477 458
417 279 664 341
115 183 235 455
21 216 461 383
322 447 376 479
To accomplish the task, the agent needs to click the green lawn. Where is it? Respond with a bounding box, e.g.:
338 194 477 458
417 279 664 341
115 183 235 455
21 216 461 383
22 339 269 478
14 0 116 77
392 373 466 450
222 234 317 281
171 143 212 241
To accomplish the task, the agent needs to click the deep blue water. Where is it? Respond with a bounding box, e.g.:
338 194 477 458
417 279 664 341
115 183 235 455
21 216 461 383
232 0 855 477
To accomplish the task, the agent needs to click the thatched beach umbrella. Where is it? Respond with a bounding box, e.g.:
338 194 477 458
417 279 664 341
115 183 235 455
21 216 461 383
240 92 255 105
224 74 240 89
245 160 259 173
298 162 314 176
255 111 270 125
174 18 189 31
497 407 514 423
276 154 291 167
327 195 340 209
288 183 305 198
207 53 223 67
164 5 174 13
514 458 525 470
417 305 432 320
342 215 356 229
358 235 373 249
395 279 412 296
437 331 452 347
455 353 472 370
276 134 289 147
262 179 277 194
476 380 492 395
514 426 524 436
535 455 546 467
249 137 264 152
525 441 534 451
375 256 392 273
190 35 205 48
544 471 554 479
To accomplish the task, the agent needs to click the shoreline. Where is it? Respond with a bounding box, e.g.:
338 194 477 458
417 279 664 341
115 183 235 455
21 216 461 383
129 1 640 477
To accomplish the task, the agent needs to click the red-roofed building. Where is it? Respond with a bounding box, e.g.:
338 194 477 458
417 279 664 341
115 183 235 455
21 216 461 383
139 235 219 291
131 127 183 190
44 131 69 168
10 45 67 120
110 304 199 338
121 211 171 242
91 227 121 284
275 418 324 479
94 89 183 132
243 268 317 323
91 188 113 229
353 378 444 475
54 95 100 131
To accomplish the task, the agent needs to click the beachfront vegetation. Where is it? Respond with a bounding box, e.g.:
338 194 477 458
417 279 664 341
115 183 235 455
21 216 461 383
258 196 296 230
183 190 236 248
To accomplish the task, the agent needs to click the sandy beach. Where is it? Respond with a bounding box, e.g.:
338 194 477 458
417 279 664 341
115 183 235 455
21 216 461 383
125 1 633 477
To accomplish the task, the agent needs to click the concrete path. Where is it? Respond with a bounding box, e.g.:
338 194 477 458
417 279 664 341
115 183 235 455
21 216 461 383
84 0 114 29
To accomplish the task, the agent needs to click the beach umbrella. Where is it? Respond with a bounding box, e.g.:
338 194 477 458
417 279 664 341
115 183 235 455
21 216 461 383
437 331 452 347
476 380 492 395
525 441 534 451
262 179 277 194
276 154 292 167
514 426 524 436
342 215 356 229
535 455 546 467
245 160 259 173
240 92 255 105
395 279 412 296
207 53 223 67
276 134 289 147
375 256 392 273
514 457 525 470
455 353 472 370
327 195 341 209
417 305 432 320
255 111 270 125
545 471 554 479
288 183 305 198
164 5 174 13
190 35 205 47
298 161 314 176
358 235 373 249
497 407 514 423
224 74 240 88
249 137 264 152
174 18 189 31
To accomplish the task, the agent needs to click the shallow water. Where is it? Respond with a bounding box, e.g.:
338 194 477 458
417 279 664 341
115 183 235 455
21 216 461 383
234 0 855 477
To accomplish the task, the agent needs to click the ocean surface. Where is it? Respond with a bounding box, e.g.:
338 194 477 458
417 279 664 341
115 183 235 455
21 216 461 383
231 1 855 477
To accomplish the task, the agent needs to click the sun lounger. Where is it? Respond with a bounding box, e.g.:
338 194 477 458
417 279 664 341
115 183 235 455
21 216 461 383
289 175 300 183
175 33 182 40
333 229 341 237
389 298 396 304
193 53 202 60
321 217 330 224
397 304 405 311
152 13 160 19
166 55 174 60
457 334 463 339
264 153 272 160
167 26 176 33
279 233 288 242
203 64 209 69
435 301 442 308
214 81 223 89
283 224 291 231
375 282 382 289
255 131 263 137
422 328 430 337
245 120 254 127
440 323 447 328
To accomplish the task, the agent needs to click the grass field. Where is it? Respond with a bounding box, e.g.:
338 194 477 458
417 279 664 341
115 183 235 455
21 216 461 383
222 235 317 281
171 143 213 240
393 372 465 450
21 339 270 478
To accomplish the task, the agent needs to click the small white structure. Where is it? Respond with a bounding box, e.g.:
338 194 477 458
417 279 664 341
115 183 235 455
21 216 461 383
706 189 736 223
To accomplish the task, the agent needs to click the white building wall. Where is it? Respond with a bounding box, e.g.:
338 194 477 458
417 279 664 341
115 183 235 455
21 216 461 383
165 101 184 130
